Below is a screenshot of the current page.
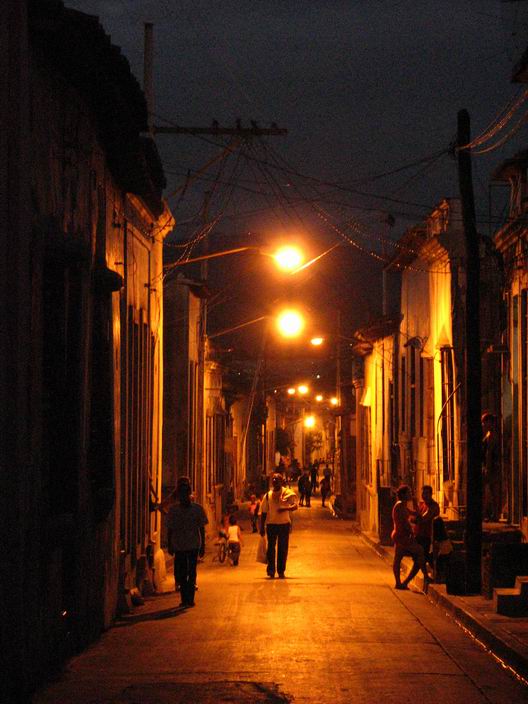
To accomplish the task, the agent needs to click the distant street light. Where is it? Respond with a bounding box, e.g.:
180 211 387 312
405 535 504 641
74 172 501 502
330 397 338 406
287 387 296 395
315 394 323 402
297 384 309 395
310 337 324 346
304 415 316 428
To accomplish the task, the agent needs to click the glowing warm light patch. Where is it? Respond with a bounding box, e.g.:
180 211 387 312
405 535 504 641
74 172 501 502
311 337 324 346
330 397 338 406
277 309 304 338
298 384 309 395
304 415 315 428
287 387 296 395
274 246 304 272
316 394 323 402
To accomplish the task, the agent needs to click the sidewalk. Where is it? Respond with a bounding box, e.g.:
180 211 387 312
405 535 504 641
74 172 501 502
355 525 528 682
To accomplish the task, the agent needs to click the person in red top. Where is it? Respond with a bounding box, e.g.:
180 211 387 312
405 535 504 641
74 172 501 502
391 485 429 591
413 485 440 569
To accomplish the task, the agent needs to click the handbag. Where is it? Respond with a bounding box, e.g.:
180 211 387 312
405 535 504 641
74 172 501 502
256 534 268 564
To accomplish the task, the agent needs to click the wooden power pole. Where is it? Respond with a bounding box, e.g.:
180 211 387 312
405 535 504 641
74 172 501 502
457 109 482 594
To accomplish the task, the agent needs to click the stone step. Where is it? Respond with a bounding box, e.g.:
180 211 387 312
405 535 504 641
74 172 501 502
515 575 528 597
494 586 528 617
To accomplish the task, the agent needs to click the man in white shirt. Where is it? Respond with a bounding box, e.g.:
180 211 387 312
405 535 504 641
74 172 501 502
259 472 298 578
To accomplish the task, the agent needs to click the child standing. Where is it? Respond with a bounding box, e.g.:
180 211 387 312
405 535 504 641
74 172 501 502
227 514 243 566
249 494 260 533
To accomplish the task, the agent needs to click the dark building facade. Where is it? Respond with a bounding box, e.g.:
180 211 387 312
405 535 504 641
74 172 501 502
1 2 173 699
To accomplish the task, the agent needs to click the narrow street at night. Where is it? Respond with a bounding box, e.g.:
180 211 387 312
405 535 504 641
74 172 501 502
35 504 527 704
9 4 528 702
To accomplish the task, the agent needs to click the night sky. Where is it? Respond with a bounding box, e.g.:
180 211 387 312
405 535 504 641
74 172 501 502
66 1 528 386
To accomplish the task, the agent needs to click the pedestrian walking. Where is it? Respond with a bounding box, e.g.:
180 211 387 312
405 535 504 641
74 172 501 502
320 475 331 507
298 469 312 507
167 476 208 607
413 485 440 568
391 484 430 591
310 461 319 493
259 473 298 578
227 514 243 566
481 411 501 521
257 469 269 495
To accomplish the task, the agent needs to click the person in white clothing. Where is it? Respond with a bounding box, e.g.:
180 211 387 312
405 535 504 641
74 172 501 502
227 514 243 566
259 472 298 578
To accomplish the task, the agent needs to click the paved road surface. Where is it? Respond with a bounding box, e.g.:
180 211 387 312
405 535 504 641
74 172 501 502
35 502 528 703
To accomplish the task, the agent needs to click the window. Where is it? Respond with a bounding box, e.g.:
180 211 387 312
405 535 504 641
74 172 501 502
121 307 154 560
42 258 83 517
512 295 520 522
419 356 425 437
410 347 416 437
401 355 407 433
440 347 455 484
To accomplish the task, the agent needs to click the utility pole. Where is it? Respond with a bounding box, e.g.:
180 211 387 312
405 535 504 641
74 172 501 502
158 124 287 200
196 191 211 505
143 22 154 134
457 109 482 594
334 309 342 494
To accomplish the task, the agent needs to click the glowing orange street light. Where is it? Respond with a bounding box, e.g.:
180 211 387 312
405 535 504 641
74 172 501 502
287 387 296 395
165 243 305 273
276 309 305 338
330 397 339 406
273 246 304 272
304 415 316 428
298 384 309 395
315 394 323 402
310 336 324 346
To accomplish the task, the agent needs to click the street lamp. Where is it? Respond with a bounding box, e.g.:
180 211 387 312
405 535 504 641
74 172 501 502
297 384 309 395
304 415 316 428
276 309 305 339
209 307 306 340
273 246 304 272
164 244 305 273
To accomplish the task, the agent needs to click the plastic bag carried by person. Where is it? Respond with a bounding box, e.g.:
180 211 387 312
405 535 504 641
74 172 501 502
256 535 267 564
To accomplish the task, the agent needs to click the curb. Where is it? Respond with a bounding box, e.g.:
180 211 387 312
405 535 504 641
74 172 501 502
354 524 528 683
426 584 528 682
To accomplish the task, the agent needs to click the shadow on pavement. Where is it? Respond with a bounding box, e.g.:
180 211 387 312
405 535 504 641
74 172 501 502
113 605 188 627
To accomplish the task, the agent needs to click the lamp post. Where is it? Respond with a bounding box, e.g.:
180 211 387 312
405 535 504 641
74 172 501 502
164 244 306 272
308 327 360 498
208 307 307 492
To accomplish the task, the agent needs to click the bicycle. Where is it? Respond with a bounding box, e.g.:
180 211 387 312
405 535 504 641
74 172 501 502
214 530 228 563
214 530 240 565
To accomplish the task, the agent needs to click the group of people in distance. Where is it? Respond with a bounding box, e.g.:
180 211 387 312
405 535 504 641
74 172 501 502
164 466 327 605
297 461 332 507
164 469 450 608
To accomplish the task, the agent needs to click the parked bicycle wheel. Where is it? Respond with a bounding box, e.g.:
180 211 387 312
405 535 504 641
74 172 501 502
218 541 227 563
